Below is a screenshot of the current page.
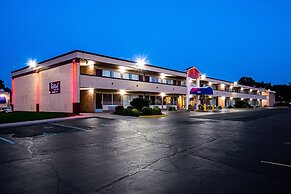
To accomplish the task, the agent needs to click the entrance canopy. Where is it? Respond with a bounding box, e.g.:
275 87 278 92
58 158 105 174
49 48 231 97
190 86 213 95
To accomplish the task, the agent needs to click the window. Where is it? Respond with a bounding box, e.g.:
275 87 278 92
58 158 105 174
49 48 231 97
150 96 156 105
166 79 174 85
181 81 186 86
113 94 121 105
123 73 130 79
130 74 139 80
102 70 111 77
149 77 160 83
112 71 121 78
103 94 112 105
156 96 162 105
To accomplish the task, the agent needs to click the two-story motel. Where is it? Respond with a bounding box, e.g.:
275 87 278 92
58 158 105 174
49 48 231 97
11 50 275 113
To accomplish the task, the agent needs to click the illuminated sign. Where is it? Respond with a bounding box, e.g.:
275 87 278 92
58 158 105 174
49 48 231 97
49 81 61 94
0 96 6 103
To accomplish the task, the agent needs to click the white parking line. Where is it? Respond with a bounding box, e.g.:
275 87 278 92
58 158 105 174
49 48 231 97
0 137 15 145
49 123 88 131
284 142 291 145
261 160 291 168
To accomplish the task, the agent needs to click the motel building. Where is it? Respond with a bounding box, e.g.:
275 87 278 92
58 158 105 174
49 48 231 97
11 50 275 114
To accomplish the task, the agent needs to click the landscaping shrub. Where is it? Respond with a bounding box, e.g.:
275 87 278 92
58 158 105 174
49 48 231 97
152 107 162 115
227 105 234 108
234 100 252 108
115 105 124 112
114 107 140 117
217 106 222 109
167 106 176 111
141 107 153 115
188 105 194 111
130 98 150 111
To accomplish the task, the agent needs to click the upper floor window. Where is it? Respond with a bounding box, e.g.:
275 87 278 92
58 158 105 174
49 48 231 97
112 71 121 78
102 70 111 77
131 74 139 80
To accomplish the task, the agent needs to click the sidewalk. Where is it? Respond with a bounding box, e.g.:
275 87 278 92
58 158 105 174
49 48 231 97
0 112 137 129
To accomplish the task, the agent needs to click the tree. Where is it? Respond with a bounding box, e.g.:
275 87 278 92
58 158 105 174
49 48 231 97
0 80 11 92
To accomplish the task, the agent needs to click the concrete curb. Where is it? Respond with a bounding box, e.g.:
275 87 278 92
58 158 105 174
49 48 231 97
139 114 167 118
0 115 96 129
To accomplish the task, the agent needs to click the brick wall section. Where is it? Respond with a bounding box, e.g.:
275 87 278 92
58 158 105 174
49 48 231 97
80 90 94 112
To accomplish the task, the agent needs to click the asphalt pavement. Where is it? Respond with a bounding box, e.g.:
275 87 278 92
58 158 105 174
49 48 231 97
0 108 291 194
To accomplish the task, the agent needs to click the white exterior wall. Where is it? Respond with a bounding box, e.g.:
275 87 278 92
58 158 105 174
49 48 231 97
14 74 37 111
80 75 187 94
39 64 74 113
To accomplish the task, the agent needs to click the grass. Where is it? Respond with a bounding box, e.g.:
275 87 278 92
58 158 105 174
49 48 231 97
0 112 76 124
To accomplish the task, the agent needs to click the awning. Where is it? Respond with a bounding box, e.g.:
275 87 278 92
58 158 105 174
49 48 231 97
190 86 213 95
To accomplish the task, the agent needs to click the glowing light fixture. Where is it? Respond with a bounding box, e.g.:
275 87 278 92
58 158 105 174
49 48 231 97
230 85 233 89
241 87 244 90
234 82 238 85
201 74 206 79
27 59 37 68
241 98 244 100
160 92 166 97
250 98 253 101
208 82 212 86
230 97 233 100
250 89 252 92
119 90 126 95
136 57 147 69
160 73 166 79
119 66 126 73
221 84 225 88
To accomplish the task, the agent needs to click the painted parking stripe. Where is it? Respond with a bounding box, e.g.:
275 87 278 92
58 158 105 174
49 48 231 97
0 137 15 145
49 123 88 131
284 142 291 145
261 161 291 168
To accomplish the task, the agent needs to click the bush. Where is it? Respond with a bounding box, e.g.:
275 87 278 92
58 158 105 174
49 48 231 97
114 108 140 117
188 105 194 111
152 107 162 115
217 106 222 109
167 106 176 111
130 98 150 111
141 107 153 115
206 105 212 110
115 106 124 112
227 105 234 108
234 100 252 108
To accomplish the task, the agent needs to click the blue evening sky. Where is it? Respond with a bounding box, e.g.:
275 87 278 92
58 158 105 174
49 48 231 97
1 0 291 88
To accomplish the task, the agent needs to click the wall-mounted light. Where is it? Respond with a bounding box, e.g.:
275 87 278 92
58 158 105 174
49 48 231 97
241 87 244 91
234 82 238 85
89 88 94 94
201 74 206 79
119 66 126 73
160 73 166 79
221 84 225 88
27 59 37 68
250 98 253 101
230 85 233 89
120 90 126 95
241 98 244 100
208 82 212 86
136 57 147 69
250 89 252 92
230 97 233 100
160 92 166 97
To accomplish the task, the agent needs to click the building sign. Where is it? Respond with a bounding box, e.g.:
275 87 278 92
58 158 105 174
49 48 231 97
187 67 200 79
49 81 61 94
0 96 6 104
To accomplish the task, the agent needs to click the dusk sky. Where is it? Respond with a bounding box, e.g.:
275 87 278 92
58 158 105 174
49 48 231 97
1 0 291 88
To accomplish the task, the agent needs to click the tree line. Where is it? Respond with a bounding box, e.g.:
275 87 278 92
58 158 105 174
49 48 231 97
238 76 291 102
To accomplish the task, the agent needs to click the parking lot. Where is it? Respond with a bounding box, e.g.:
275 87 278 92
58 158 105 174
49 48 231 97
0 108 291 194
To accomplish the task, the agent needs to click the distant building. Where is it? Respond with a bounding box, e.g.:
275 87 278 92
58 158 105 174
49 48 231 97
0 90 11 108
11 50 276 113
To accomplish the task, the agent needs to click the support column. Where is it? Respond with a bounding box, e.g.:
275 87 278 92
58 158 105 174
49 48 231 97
72 60 80 114
196 78 200 110
186 77 190 109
